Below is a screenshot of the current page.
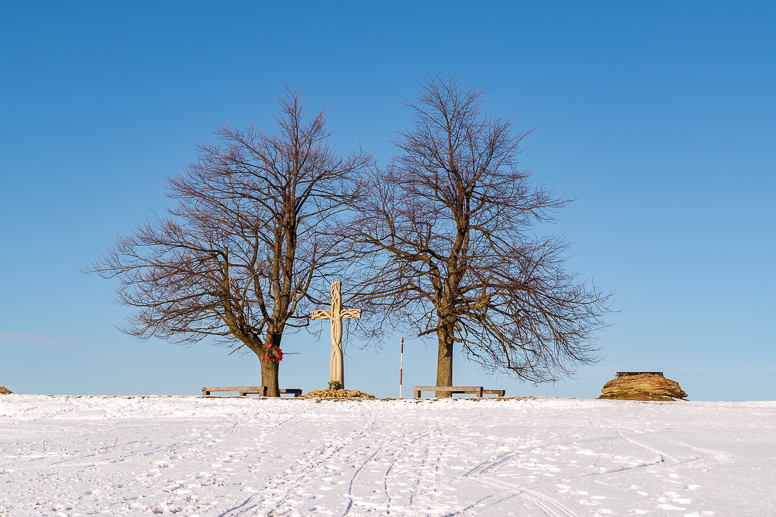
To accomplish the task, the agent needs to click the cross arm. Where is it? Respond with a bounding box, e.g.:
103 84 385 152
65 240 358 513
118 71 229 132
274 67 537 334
311 309 333 320
341 309 362 319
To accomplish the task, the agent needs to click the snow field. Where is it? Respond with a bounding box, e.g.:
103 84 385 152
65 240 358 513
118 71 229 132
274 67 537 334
0 395 774 516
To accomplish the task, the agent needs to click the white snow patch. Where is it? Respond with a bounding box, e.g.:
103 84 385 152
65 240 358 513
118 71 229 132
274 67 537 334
0 395 774 515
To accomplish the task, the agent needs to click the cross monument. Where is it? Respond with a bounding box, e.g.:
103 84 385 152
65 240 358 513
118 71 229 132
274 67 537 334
311 281 361 389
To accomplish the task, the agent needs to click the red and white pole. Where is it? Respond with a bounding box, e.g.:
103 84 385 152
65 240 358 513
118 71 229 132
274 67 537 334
399 337 404 398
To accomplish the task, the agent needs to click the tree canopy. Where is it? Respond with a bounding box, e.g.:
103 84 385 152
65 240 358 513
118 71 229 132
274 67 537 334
346 76 610 394
89 90 368 396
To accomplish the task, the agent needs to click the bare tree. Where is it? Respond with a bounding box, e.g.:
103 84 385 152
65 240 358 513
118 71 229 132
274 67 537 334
348 77 610 396
89 90 368 396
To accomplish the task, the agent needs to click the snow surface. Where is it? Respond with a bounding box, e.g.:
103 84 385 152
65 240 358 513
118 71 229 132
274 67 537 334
1 395 774 516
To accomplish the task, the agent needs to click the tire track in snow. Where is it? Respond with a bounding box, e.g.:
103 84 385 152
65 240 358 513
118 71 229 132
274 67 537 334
521 489 579 517
455 493 495 515
617 429 678 463
47 428 190 466
271 414 298 429
459 427 677 484
408 423 446 506
219 494 257 516
656 435 735 467
261 417 379 516
343 448 381 516
461 452 514 477
340 422 438 515
378 428 430 513
474 477 580 517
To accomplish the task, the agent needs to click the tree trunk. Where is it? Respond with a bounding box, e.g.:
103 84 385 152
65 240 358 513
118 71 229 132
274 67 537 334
260 332 283 397
261 358 280 397
435 325 454 397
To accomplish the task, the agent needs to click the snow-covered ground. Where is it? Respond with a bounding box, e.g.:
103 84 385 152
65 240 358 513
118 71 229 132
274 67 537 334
1 395 774 516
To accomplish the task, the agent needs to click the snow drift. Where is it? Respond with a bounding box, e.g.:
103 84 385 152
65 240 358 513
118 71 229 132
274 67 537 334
1 395 774 516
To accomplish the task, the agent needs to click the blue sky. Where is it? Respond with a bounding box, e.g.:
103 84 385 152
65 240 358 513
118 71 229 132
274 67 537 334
1 1 774 400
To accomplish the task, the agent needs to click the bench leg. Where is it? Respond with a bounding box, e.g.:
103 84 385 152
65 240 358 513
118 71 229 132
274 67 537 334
414 390 421 399
476 388 482 397
202 389 209 396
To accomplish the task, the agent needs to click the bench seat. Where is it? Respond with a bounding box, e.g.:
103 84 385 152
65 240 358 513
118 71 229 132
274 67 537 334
201 386 302 397
413 386 505 398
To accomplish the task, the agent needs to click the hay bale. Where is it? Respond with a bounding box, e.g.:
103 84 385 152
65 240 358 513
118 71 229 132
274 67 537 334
303 387 376 399
0 386 12 395
599 373 687 401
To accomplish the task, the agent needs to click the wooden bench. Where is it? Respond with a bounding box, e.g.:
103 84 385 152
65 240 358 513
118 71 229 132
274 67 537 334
616 372 663 378
413 386 505 398
201 386 302 397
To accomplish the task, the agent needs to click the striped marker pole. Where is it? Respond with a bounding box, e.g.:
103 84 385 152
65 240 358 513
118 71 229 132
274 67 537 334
399 337 404 398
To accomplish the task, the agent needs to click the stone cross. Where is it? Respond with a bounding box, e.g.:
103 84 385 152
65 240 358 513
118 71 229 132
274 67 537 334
311 281 361 389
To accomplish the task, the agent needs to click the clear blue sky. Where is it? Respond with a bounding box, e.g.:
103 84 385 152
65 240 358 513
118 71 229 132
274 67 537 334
1 1 774 400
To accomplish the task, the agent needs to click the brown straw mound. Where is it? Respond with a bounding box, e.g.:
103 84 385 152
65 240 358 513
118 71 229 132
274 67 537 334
303 387 376 399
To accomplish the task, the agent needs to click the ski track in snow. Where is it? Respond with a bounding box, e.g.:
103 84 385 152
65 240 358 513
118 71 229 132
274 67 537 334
0 396 775 516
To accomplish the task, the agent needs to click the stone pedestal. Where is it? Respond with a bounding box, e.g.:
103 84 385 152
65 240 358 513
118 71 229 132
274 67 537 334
599 373 687 401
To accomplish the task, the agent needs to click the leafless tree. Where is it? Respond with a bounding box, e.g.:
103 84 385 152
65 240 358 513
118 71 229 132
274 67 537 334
347 76 610 396
88 90 369 396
